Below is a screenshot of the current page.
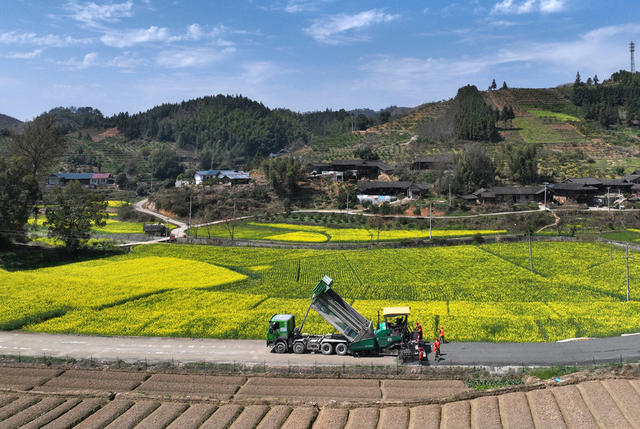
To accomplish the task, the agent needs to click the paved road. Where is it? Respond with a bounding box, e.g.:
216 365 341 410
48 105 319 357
1 332 639 368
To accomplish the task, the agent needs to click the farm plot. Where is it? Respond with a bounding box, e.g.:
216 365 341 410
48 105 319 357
8 242 640 342
191 221 506 243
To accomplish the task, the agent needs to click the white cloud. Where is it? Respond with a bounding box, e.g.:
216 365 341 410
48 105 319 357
100 26 171 47
491 0 566 15
100 24 228 48
304 9 398 44
155 47 235 68
283 0 330 13
66 1 134 27
107 51 143 69
3 49 44 59
57 51 99 69
0 31 92 47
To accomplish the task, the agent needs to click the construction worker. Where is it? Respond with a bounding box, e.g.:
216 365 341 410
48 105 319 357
415 322 423 341
439 326 446 343
417 345 427 364
432 337 441 360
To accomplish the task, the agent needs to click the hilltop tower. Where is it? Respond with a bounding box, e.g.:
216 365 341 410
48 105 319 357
631 41 636 73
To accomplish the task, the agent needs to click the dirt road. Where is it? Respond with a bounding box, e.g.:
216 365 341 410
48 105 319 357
2 332 639 368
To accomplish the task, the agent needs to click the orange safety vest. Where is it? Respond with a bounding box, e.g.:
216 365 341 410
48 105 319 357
440 328 445 337
433 340 440 352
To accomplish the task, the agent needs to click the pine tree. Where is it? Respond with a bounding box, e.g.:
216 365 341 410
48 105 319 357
593 74 599 85
491 79 497 90
502 81 508 89
574 72 582 87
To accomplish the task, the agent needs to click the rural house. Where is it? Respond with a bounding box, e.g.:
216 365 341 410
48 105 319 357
410 154 454 171
309 159 393 181
46 172 113 188
194 169 250 185
548 182 599 204
462 186 546 204
357 181 429 204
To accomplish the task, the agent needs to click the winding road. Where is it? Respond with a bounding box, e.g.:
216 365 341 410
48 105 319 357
1 331 639 368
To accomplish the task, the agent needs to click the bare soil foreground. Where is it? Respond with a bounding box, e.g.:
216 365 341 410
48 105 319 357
0 365 639 428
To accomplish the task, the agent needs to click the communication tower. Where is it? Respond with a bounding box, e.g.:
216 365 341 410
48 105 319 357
631 41 636 73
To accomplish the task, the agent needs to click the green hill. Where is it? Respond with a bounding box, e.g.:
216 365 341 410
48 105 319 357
0 113 23 133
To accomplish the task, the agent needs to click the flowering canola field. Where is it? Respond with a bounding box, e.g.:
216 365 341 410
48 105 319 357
190 221 506 242
7 242 640 342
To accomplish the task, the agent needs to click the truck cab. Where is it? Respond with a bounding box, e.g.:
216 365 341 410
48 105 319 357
375 307 411 349
266 314 296 353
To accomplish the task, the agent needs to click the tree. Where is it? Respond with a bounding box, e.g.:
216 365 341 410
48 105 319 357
0 158 39 248
355 114 370 131
501 81 508 89
44 181 108 251
491 79 497 90
115 172 128 189
9 113 67 178
586 77 593 86
452 144 496 193
506 143 539 184
574 71 582 87
150 147 184 180
262 157 304 196
453 85 498 141
354 147 379 161
335 182 357 210
593 74 599 85
378 110 391 124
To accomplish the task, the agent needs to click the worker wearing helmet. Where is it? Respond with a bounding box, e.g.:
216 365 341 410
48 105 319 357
432 337 441 360
439 326 446 343
417 345 427 364
415 322 423 341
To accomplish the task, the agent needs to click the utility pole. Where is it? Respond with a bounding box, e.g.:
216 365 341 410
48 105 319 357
528 232 534 273
346 191 349 214
429 200 432 240
622 243 634 302
231 198 236 241
210 140 214 170
188 194 192 234
607 186 611 213
631 41 636 74
543 182 548 208
448 184 451 207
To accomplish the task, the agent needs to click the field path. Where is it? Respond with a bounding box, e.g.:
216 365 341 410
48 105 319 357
1 331 639 367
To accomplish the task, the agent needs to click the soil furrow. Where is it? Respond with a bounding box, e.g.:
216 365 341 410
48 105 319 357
498 392 534 429
408 404 440 429
440 401 471 429
470 396 501 429
0 396 41 421
165 403 217 429
551 385 598 429
577 381 633 429
135 402 189 428
229 405 270 429
255 405 293 429
200 404 243 429
526 389 567 428
21 398 82 429
41 398 105 429
344 408 378 429
378 407 409 429
74 399 134 429
281 407 318 429
0 396 64 429
601 379 640 428
311 408 348 429
103 400 159 429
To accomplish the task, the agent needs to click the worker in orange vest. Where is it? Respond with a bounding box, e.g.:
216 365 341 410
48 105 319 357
432 337 441 360
417 345 427 364
439 326 446 343
415 322 423 341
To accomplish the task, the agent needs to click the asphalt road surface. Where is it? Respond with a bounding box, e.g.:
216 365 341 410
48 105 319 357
1 332 639 367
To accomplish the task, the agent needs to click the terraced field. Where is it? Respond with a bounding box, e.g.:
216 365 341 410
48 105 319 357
4 241 640 342
0 366 639 428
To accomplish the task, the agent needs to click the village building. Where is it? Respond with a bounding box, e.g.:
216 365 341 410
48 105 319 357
46 172 113 188
410 154 454 171
309 159 392 181
461 186 546 204
194 170 250 185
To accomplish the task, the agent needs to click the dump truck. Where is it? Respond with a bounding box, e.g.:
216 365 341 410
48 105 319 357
266 275 425 359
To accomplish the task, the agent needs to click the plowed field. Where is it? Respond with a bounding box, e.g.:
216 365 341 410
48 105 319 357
0 366 639 428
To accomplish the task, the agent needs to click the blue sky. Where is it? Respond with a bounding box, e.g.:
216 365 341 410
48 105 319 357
1 0 638 120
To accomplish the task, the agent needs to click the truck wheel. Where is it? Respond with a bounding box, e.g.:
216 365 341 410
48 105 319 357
320 342 333 355
273 341 287 354
293 342 305 354
335 343 348 356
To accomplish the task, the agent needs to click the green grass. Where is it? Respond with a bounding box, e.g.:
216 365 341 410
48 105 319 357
526 366 580 380
527 109 581 122
4 241 640 342
465 378 523 390
602 229 640 243
513 117 567 143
